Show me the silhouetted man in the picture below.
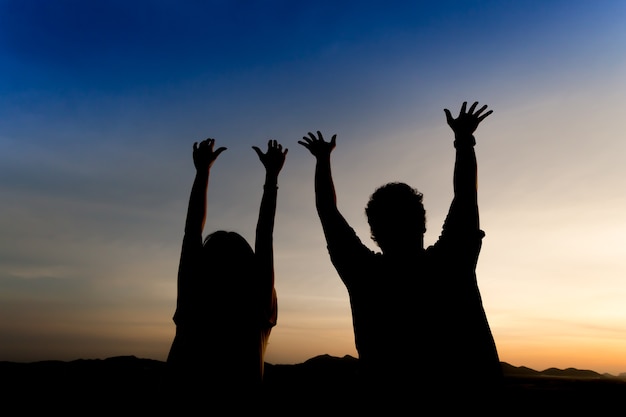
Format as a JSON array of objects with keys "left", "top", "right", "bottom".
[{"left": 299, "top": 102, "right": 502, "bottom": 410}]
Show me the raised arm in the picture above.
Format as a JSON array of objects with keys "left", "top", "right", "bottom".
[
  {"left": 185, "top": 138, "right": 227, "bottom": 238},
  {"left": 252, "top": 140, "right": 287, "bottom": 308},
  {"left": 443, "top": 101, "right": 492, "bottom": 232},
  {"left": 170, "top": 138, "right": 226, "bottom": 346},
  {"left": 298, "top": 131, "right": 349, "bottom": 237}
]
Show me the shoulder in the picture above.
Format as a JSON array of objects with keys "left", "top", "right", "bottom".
[{"left": 428, "top": 228, "right": 485, "bottom": 253}]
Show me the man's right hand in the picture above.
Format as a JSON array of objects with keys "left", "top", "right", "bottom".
[{"left": 444, "top": 101, "right": 492, "bottom": 139}]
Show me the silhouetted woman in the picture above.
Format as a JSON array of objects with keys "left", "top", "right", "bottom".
[{"left": 166, "top": 138, "right": 287, "bottom": 405}]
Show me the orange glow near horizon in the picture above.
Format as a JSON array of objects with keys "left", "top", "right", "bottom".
[{"left": 496, "top": 338, "right": 626, "bottom": 375}]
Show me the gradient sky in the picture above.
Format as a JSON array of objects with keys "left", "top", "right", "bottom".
[{"left": 1, "top": 0, "right": 626, "bottom": 375}]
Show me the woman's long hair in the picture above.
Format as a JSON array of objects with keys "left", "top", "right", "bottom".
[{"left": 202, "top": 230, "right": 258, "bottom": 309}]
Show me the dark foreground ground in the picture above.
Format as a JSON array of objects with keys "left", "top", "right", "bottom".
[{"left": 2, "top": 355, "right": 625, "bottom": 414}]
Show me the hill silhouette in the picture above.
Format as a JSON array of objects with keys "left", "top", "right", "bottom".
[{"left": 1, "top": 354, "right": 625, "bottom": 413}]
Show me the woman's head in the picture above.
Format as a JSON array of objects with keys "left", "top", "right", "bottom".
[{"left": 203, "top": 231, "right": 256, "bottom": 285}]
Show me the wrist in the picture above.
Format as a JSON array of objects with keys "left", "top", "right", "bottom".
[
  {"left": 263, "top": 175, "right": 279, "bottom": 190},
  {"left": 264, "top": 172, "right": 279, "bottom": 185},
  {"left": 454, "top": 134, "right": 476, "bottom": 149},
  {"left": 195, "top": 167, "right": 210, "bottom": 177}
]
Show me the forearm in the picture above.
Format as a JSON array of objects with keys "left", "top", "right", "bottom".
[
  {"left": 444, "top": 100, "right": 490, "bottom": 232},
  {"left": 448, "top": 134, "right": 480, "bottom": 231},
  {"left": 453, "top": 134, "right": 478, "bottom": 201},
  {"left": 314, "top": 157, "right": 338, "bottom": 217},
  {"left": 313, "top": 157, "right": 352, "bottom": 248},
  {"left": 255, "top": 173, "right": 278, "bottom": 304},
  {"left": 256, "top": 173, "right": 279, "bottom": 250},
  {"left": 184, "top": 169, "right": 209, "bottom": 235}
]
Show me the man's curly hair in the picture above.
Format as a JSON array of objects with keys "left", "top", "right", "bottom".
[{"left": 365, "top": 182, "right": 426, "bottom": 246}]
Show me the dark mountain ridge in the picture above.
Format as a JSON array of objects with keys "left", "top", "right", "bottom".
[
  {"left": 2, "top": 353, "right": 619, "bottom": 378},
  {"left": 1, "top": 354, "right": 625, "bottom": 413}
]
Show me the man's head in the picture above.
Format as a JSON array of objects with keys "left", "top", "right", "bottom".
[{"left": 365, "top": 182, "right": 426, "bottom": 254}]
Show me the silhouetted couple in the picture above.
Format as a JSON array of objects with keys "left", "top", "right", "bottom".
[{"left": 166, "top": 101, "right": 501, "bottom": 410}]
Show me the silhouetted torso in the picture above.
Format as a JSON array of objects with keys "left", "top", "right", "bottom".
[
  {"left": 326, "top": 216, "right": 501, "bottom": 400},
  {"left": 167, "top": 232, "right": 277, "bottom": 399},
  {"left": 298, "top": 106, "right": 501, "bottom": 411}
]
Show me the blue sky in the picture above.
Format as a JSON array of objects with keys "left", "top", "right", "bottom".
[{"left": 1, "top": 0, "right": 626, "bottom": 374}]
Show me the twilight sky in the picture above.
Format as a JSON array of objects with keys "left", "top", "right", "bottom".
[{"left": 1, "top": 0, "right": 626, "bottom": 375}]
